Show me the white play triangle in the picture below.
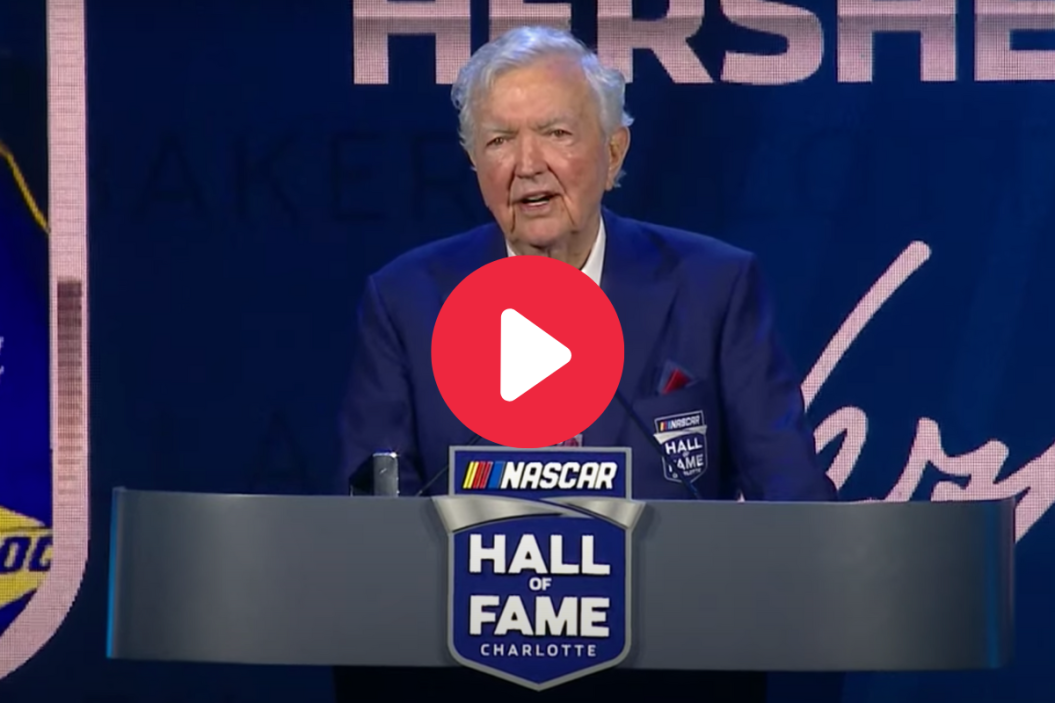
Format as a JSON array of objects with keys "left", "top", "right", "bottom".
[{"left": 500, "top": 308, "right": 572, "bottom": 402}]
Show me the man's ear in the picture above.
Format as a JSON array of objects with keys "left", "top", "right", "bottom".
[{"left": 606, "top": 126, "right": 630, "bottom": 189}]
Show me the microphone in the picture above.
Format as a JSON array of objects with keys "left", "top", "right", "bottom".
[
  {"left": 612, "top": 389, "right": 703, "bottom": 501},
  {"left": 415, "top": 432, "right": 483, "bottom": 496},
  {"left": 347, "top": 448, "right": 424, "bottom": 496}
]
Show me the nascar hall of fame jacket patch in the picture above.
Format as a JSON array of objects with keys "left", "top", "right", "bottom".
[
  {"left": 0, "top": 142, "right": 53, "bottom": 638},
  {"left": 653, "top": 410, "right": 708, "bottom": 483},
  {"left": 432, "top": 446, "right": 643, "bottom": 691}
]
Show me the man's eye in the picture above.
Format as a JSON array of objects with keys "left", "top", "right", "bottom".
[
  {"left": 549, "top": 129, "right": 570, "bottom": 137},
  {"left": 487, "top": 137, "right": 507, "bottom": 147}
]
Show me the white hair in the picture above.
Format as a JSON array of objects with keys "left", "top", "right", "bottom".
[{"left": 451, "top": 26, "right": 634, "bottom": 169}]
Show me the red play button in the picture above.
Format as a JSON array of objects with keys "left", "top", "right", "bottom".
[{"left": 431, "top": 255, "right": 624, "bottom": 448}]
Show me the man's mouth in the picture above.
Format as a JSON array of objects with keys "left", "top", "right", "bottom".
[{"left": 518, "top": 193, "right": 556, "bottom": 205}]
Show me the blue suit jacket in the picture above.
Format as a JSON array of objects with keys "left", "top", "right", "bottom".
[{"left": 339, "top": 209, "right": 837, "bottom": 501}]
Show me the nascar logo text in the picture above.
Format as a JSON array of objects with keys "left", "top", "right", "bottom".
[{"left": 462, "top": 460, "right": 617, "bottom": 491}]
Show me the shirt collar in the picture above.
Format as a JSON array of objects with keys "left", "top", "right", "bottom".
[{"left": 503, "top": 218, "right": 606, "bottom": 286}]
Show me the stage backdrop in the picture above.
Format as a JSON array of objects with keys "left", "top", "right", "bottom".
[{"left": 2, "top": 1, "right": 1055, "bottom": 702}]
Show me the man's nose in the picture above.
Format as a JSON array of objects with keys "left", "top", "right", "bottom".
[{"left": 513, "top": 135, "right": 545, "bottom": 178}]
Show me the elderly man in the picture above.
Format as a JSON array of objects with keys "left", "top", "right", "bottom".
[{"left": 336, "top": 24, "right": 836, "bottom": 703}]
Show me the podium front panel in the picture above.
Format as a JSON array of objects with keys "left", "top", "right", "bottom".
[{"left": 106, "top": 490, "right": 1013, "bottom": 671}]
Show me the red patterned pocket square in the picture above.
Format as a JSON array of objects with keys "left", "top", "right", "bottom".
[{"left": 658, "top": 361, "right": 694, "bottom": 394}]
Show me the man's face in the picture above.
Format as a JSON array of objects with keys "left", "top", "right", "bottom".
[{"left": 468, "top": 54, "right": 629, "bottom": 253}]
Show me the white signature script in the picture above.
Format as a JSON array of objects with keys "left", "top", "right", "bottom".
[{"left": 803, "top": 241, "right": 1055, "bottom": 542}]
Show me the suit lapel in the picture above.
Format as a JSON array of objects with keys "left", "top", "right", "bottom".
[
  {"left": 431, "top": 223, "right": 508, "bottom": 307},
  {"left": 585, "top": 209, "right": 677, "bottom": 447}
]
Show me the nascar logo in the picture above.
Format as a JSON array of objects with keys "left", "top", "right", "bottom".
[
  {"left": 462, "top": 460, "right": 618, "bottom": 491},
  {"left": 438, "top": 446, "right": 639, "bottom": 691},
  {"left": 653, "top": 410, "right": 708, "bottom": 483},
  {"left": 656, "top": 413, "right": 703, "bottom": 432}
]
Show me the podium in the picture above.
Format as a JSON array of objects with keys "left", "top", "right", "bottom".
[{"left": 105, "top": 487, "right": 1014, "bottom": 674}]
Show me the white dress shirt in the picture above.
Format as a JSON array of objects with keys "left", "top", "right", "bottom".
[
  {"left": 504, "top": 217, "right": 606, "bottom": 286},
  {"left": 503, "top": 217, "right": 605, "bottom": 446}
]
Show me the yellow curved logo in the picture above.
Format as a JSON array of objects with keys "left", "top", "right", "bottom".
[
  {"left": 0, "top": 506, "right": 51, "bottom": 609},
  {"left": 0, "top": 140, "right": 48, "bottom": 234}
]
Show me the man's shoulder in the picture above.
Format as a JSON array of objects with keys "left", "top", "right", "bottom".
[{"left": 611, "top": 211, "right": 755, "bottom": 273}]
